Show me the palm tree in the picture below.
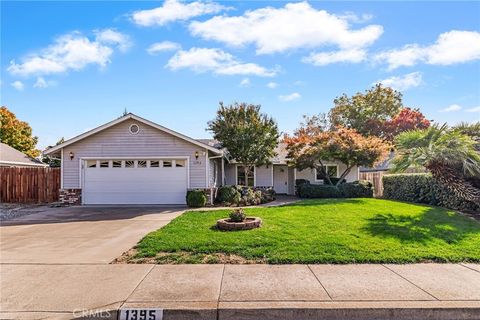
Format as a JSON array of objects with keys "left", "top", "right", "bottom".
[{"left": 392, "top": 124, "right": 480, "bottom": 206}]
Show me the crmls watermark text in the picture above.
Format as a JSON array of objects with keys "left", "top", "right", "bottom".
[{"left": 73, "top": 308, "right": 112, "bottom": 319}]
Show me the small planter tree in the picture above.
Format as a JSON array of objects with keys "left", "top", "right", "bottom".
[{"left": 217, "top": 208, "right": 262, "bottom": 231}]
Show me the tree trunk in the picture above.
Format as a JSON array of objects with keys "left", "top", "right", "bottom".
[
  {"left": 427, "top": 161, "right": 480, "bottom": 207},
  {"left": 316, "top": 160, "right": 333, "bottom": 185},
  {"left": 337, "top": 166, "right": 353, "bottom": 186}
]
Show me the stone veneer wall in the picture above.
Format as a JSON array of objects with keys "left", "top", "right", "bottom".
[{"left": 59, "top": 189, "right": 82, "bottom": 205}]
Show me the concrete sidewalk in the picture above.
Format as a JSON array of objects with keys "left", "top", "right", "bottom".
[{"left": 1, "top": 263, "right": 479, "bottom": 320}]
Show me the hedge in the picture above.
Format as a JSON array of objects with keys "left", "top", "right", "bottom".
[
  {"left": 297, "top": 180, "right": 373, "bottom": 199},
  {"left": 382, "top": 173, "right": 479, "bottom": 212}
]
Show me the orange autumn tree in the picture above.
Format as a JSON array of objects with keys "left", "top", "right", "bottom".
[{"left": 284, "top": 126, "right": 391, "bottom": 186}]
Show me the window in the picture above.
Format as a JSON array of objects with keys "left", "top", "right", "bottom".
[
  {"left": 87, "top": 160, "right": 97, "bottom": 168},
  {"left": 316, "top": 165, "right": 338, "bottom": 180},
  {"left": 129, "top": 124, "right": 139, "bottom": 135},
  {"left": 125, "top": 160, "right": 134, "bottom": 168},
  {"left": 112, "top": 160, "right": 122, "bottom": 168},
  {"left": 237, "top": 166, "right": 254, "bottom": 186},
  {"left": 163, "top": 161, "right": 172, "bottom": 167},
  {"left": 175, "top": 160, "right": 185, "bottom": 167},
  {"left": 99, "top": 161, "right": 109, "bottom": 168},
  {"left": 150, "top": 160, "right": 160, "bottom": 168},
  {"left": 138, "top": 160, "right": 147, "bottom": 168}
]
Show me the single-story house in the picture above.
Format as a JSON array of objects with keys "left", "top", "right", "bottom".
[
  {"left": 43, "top": 113, "right": 359, "bottom": 205},
  {"left": 0, "top": 143, "right": 47, "bottom": 167}
]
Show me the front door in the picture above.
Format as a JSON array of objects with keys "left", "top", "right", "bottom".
[{"left": 273, "top": 165, "right": 288, "bottom": 194}]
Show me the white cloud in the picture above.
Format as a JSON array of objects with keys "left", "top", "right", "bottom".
[
  {"left": 303, "top": 48, "right": 367, "bottom": 66},
  {"left": 11, "top": 81, "right": 24, "bottom": 91},
  {"left": 375, "top": 30, "right": 480, "bottom": 70},
  {"left": 267, "top": 82, "right": 278, "bottom": 89},
  {"left": 466, "top": 106, "right": 480, "bottom": 113},
  {"left": 131, "top": 0, "right": 228, "bottom": 27},
  {"left": 33, "top": 77, "right": 56, "bottom": 88},
  {"left": 94, "top": 29, "right": 131, "bottom": 52},
  {"left": 166, "top": 47, "right": 277, "bottom": 77},
  {"left": 8, "top": 29, "right": 129, "bottom": 77},
  {"left": 440, "top": 104, "right": 462, "bottom": 112},
  {"left": 189, "top": 2, "right": 383, "bottom": 55},
  {"left": 279, "top": 92, "right": 301, "bottom": 101},
  {"left": 147, "top": 41, "right": 181, "bottom": 55},
  {"left": 339, "top": 12, "right": 373, "bottom": 24},
  {"left": 375, "top": 72, "right": 423, "bottom": 91},
  {"left": 239, "top": 78, "right": 251, "bottom": 87}
]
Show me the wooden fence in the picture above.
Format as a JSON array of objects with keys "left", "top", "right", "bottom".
[
  {"left": 360, "top": 171, "right": 385, "bottom": 198},
  {"left": 0, "top": 167, "right": 60, "bottom": 203}
]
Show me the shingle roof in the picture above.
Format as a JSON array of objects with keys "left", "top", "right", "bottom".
[{"left": 0, "top": 143, "right": 46, "bottom": 167}]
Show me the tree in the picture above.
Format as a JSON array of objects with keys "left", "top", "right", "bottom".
[
  {"left": 0, "top": 106, "right": 40, "bottom": 157},
  {"left": 207, "top": 102, "right": 280, "bottom": 184},
  {"left": 381, "top": 107, "right": 430, "bottom": 141},
  {"left": 284, "top": 126, "right": 391, "bottom": 186},
  {"left": 42, "top": 137, "right": 64, "bottom": 167},
  {"left": 329, "top": 84, "right": 403, "bottom": 137},
  {"left": 392, "top": 124, "right": 480, "bottom": 206}
]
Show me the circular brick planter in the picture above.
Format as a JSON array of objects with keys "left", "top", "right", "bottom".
[{"left": 217, "top": 217, "right": 262, "bottom": 231}]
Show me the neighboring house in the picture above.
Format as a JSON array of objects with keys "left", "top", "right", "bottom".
[
  {"left": 0, "top": 143, "right": 47, "bottom": 167},
  {"left": 359, "top": 152, "right": 395, "bottom": 173},
  {"left": 43, "top": 113, "right": 359, "bottom": 205}
]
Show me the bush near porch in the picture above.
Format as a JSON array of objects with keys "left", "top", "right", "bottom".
[
  {"left": 216, "top": 185, "right": 276, "bottom": 206},
  {"left": 383, "top": 173, "right": 479, "bottom": 213},
  {"left": 130, "top": 198, "right": 480, "bottom": 264}
]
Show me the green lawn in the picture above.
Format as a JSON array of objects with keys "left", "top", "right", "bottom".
[{"left": 131, "top": 198, "right": 480, "bottom": 264}]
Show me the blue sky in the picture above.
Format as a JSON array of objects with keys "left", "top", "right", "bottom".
[{"left": 2, "top": 1, "right": 479, "bottom": 150}]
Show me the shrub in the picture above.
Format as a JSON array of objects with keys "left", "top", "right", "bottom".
[
  {"left": 297, "top": 181, "right": 373, "bottom": 199},
  {"left": 186, "top": 190, "right": 207, "bottom": 207},
  {"left": 257, "top": 187, "right": 276, "bottom": 203},
  {"left": 216, "top": 185, "right": 241, "bottom": 205},
  {"left": 297, "top": 184, "right": 343, "bottom": 198},
  {"left": 383, "top": 173, "right": 479, "bottom": 212},
  {"left": 240, "top": 188, "right": 262, "bottom": 206},
  {"left": 340, "top": 180, "right": 373, "bottom": 198},
  {"left": 229, "top": 208, "right": 246, "bottom": 222}
]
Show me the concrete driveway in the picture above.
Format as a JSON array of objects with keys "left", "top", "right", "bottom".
[{"left": 0, "top": 206, "right": 184, "bottom": 264}]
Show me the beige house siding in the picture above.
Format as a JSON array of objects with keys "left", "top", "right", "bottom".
[
  {"left": 224, "top": 163, "right": 236, "bottom": 185},
  {"left": 63, "top": 119, "right": 207, "bottom": 189},
  {"left": 255, "top": 165, "right": 273, "bottom": 187}
]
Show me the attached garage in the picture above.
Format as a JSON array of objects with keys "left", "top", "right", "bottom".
[
  {"left": 82, "top": 159, "right": 188, "bottom": 205},
  {"left": 42, "top": 113, "right": 224, "bottom": 205}
]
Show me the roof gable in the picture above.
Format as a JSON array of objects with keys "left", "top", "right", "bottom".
[
  {"left": 43, "top": 113, "right": 222, "bottom": 155},
  {"left": 0, "top": 143, "right": 46, "bottom": 167}
]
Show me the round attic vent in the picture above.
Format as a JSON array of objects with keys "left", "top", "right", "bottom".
[{"left": 129, "top": 124, "right": 140, "bottom": 135}]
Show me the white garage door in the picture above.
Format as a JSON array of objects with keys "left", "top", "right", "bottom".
[{"left": 82, "top": 159, "right": 188, "bottom": 205}]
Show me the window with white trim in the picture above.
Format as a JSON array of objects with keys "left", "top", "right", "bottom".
[
  {"left": 316, "top": 165, "right": 338, "bottom": 181},
  {"left": 237, "top": 166, "right": 254, "bottom": 186},
  {"left": 163, "top": 161, "right": 172, "bottom": 167},
  {"left": 150, "top": 160, "right": 160, "bottom": 168},
  {"left": 99, "top": 161, "right": 109, "bottom": 168},
  {"left": 112, "top": 160, "right": 122, "bottom": 168},
  {"left": 138, "top": 160, "right": 147, "bottom": 168},
  {"left": 125, "top": 160, "right": 134, "bottom": 168}
]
